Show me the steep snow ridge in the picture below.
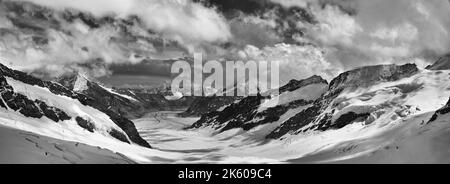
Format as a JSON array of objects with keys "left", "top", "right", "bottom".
[{"left": 5, "top": 77, "right": 130, "bottom": 141}]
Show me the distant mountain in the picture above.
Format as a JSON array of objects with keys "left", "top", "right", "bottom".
[
  {"left": 0, "top": 63, "right": 151, "bottom": 148},
  {"left": 181, "top": 96, "right": 242, "bottom": 117},
  {"left": 57, "top": 73, "right": 196, "bottom": 119},
  {"left": 426, "top": 54, "right": 450, "bottom": 70},
  {"left": 189, "top": 64, "right": 428, "bottom": 140},
  {"left": 267, "top": 64, "right": 418, "bottom": 139}
]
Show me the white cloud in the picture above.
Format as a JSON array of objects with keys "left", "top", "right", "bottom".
[
  {"left": 370, "top": 23, "right": 418, "bottom": 43},
  {"left": 16, "top": 0, "right": 232, "bottom": 49},
  {"left": 309, "top": 5, "right": 362, "bottom": 46}
]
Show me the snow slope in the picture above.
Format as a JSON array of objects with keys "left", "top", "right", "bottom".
[
  {"left": 6, "top": 77, "right": 127, "bottom": 138},
  {"left": 0, "top": 125, "right": 135, "bottom": 164}
]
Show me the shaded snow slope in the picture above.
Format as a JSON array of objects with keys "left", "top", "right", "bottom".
[
  {"left": 0, "top": 125, "right": 135, "bottom": 164},
  {"left": 426, "top": 54, "right": 450, "bottom": 70}
]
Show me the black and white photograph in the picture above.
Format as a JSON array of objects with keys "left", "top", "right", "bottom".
[{"left": 0, "top": 0, "right": 450, "bottom": 168}]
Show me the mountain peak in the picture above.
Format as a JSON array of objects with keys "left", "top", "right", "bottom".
[
  {"left": 426, "top": 54, "right": 450, "bottom": 70},
  {"left": 56, "top": 72, "right": 92, "bottom": 92},
  {"left": 329, "top": 63, "right": 419, "bottom": 91},
  {"left": 72, "top": 73, "right": 90, "bottom": 92}
]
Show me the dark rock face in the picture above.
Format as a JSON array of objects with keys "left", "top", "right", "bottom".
[
  {"left": 429, "top": 98, "right": 450, "bottom": 122},
  {"left": 37, "top": 100, "right": 71, "bottom": 122},
  {"left": 0, "top": 75, "right": 71, "bottom": 122},
  {"left": 0, "top": 63, "right": 151, "bottom": 148},
  {"left": 322, "top": 112, "right": 370, "bottom": 130},
  {"left": 426, "top": 54, "right": 450, "bottom": 70},
  {"left": 75, "top": 117, "right": 95, "bottom": 133}
]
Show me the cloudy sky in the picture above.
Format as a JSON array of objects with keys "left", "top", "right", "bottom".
[{"left": 1, "top": 0, "right": 450, "bottom": 87}]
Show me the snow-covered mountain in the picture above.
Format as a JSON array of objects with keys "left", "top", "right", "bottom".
[
  {"left": 181, "top": 95, "right": 242, "bottom": 117},
  {"left": 57, "top": 73, "right": 195, "bottom": 119},
  {"left": 0, "top": 63, "right": 151, "bottom": 148},
  {"left": 170, "top": 61, "right": 450, "bottom": 163},
  {"left": 426, "top": 54, "right": 450, "bottom": 70},
  {"left": 189, "top": 63, "right": 450, "bottom": 143},
  {"left": 2, "top": 0, "right": 450, "bottom": 164},
  {"left": 2, "top": 58, "right": 450, "bottom": 163},
  {"left": 188, "top": 75, "right": 329, "bottom": 137}
]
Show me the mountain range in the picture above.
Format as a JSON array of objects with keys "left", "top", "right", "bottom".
[{"left": 1, "top": 0, "right": 450, "bottom": 164}]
